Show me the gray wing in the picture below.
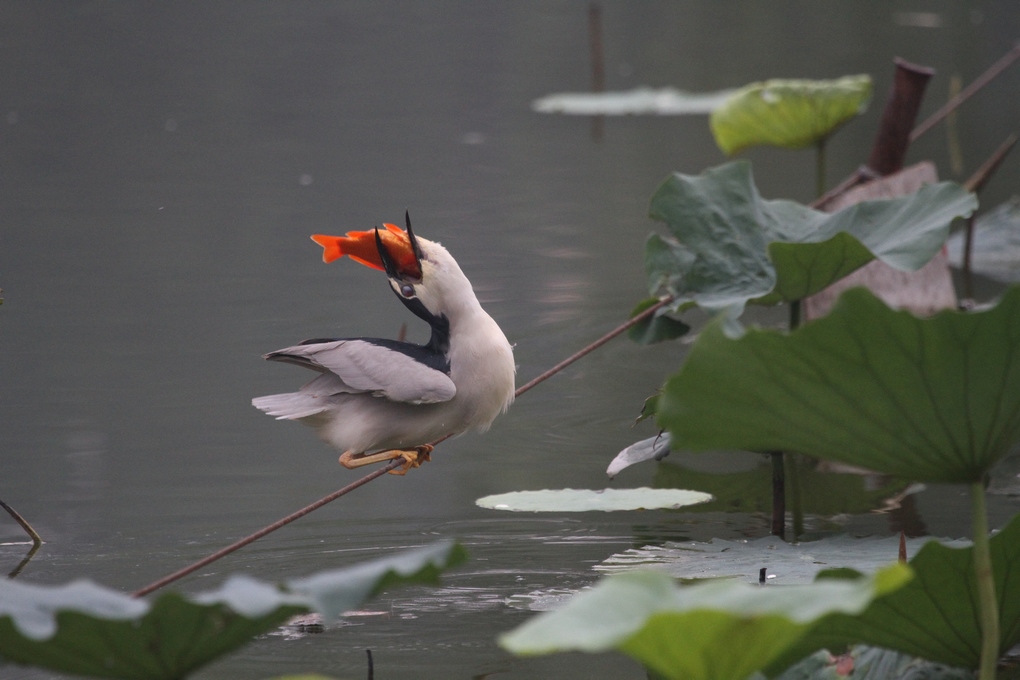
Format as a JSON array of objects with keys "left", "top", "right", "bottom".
[{"left": 264, "top": 339, "right": 456, "bottom": 404}]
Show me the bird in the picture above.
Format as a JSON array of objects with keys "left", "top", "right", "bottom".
[{"left": 252, "top": 212, "right": 515, "bottom": 474}]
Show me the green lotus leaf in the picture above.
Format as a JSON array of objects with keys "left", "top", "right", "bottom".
[
  {"left": 710, "top": 75, "right": 872, "bottom": 154},
  {"left": 657, "top": 286, "right": 1020, "bottom": 483},
  {"left": 768, "top": 514, "right": 1020, "bottom": 673},
  {"left": 476, "top": 488, "right": 711, "bottom": 512},
  {"left": 0, "top": 540, "right": 466, "bottom": 680},
  {"left": 500, "top": 563, "right": 911, "bottom": 680},
  {"left": 645, "top": 161, "right": 976, "bottom": 314}
]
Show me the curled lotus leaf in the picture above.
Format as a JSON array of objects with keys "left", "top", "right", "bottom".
[{"left": 710, "top": 75, "right": 872, "bottom": 154}]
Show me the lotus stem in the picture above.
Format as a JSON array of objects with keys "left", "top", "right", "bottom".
[
  {"left": 770, "top": 451, "right": 785, "bottom": 539},
  {"left": 0, "top": 498, "right": 41, "bottom": 548},
  {"left": 970, "top": 481, "right": 999, "bottom": 680},
  {"left": 787, "top": 454, "right": 804, "bottom": 539},
  {"left": 770, "top": 299, "right": 804, "bottom": 540},
  {"left": 962, "top": 214, "right": 976, "bottom": 301}
]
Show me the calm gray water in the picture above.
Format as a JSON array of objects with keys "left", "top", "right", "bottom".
[{"left": 2, "top": 3, "right": 1019, "bottom": 678}]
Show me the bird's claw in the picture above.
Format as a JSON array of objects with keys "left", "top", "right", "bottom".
[{"left": 388, "top": 445, "right": 433, "bottom": 475}]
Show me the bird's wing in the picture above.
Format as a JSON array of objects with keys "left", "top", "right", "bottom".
[{"left": 264, "top": 339, "right": 456, "bottom": 404}]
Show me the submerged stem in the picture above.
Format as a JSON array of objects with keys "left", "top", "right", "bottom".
[
  {"left": 970, "top": 481, "right": 999, "bottom": 680},
  {"left": 770, "top": 451, "right": 785, "bottom": 539},
  {"left": 787, "top": 454, "right": 804, "bottom": 539}
]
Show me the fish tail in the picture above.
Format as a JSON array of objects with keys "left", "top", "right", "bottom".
[{"left": 310, "top": 234, "right": 346, "bottom": 263}]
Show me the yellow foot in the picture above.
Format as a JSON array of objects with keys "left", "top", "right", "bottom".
[
  {"left": 388, "top": 445, "right": 433, "bottom": 476},
  {"left": 339, "top": 445, "right": 434, "bottom": 475}
]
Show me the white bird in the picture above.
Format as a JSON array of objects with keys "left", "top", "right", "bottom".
[{"left": 252, "top": 213, "right": 515, "bottom": 474}]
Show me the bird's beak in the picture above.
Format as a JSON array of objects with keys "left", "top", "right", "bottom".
[
  {"left": 375, "top": 213, "right": 424, "bottom": 283},
  {"left": 404, "top": 210, "right": 426, "bottom": 269},
  {"left": 374, "top": 227, "right": 403, "bottom": 279}
]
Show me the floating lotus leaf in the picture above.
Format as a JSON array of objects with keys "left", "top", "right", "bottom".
[
  {"left": 710, "top": 75, "right": 872, "bottom": 154},
  {"left": 532, "top": 87, "right": 738, "bottom": 116},
  {"left": 0, "top": 540, "right": 465, "bottom": 680},
  {"left": 657, "top": 286, "right": 1020, "bottom": 483},
  {"left": 476, "top": 488, "right": 711, "bottom": 513},
  {"left": 645, "top": 161, "right": 976, "bottom": 316},
  {"left": 596, "top": 534, "right": 954, "bottom": 583},
  {"left": 767, "top": 514, "right": 1020, "bottom": 673},
  {"left": 500, "top": 564, "right": 910, "bottom": 680}
]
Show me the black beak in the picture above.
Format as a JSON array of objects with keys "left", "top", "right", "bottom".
[
  {"left": 405, "top": 210, "right": 425, "bottom": 267},
  {"left": 374, "top": 213, "right": 425, "bottom": 282},
  {"left": 374, "top": 226, "right": 402, "bottom": 280}
]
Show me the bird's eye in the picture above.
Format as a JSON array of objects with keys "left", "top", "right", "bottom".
[{"left": 400, "top": 284, "right": 415, "bottom": 298}]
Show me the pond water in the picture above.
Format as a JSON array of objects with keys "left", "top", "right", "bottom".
[{"left": 2, "top": 3, "right": 1019, "bottom": 678}]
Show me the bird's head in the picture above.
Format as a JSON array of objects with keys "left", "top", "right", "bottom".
[{"left": 311, "top": 212, "right": 477, "bottom": 336}]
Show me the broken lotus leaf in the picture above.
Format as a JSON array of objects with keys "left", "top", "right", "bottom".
[
  {"left": 500, "top": 563, "right": 911, "bottom": 680},
  {"left": 646, "top": 161, "right": 977, "bottom": 315},
  {"left": 0, "top": 540, "right": 466, "bottom": 680},
  {"left": 710, "top": 75, "right": 872, "bottom": 154},
  {"left": 476, "top": 488, "right": 711, "bottom": 513},
  {"left": 657, "top": 286, "right": 1020, "bottom": 484}
]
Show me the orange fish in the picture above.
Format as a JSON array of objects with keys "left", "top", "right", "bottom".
[{"left": 311, "top": 223, "right": 422, "bottom": 279}]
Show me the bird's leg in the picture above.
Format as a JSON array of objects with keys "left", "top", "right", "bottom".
[{"left": 339, "top": 445, "right": 433, "bottom": 475}]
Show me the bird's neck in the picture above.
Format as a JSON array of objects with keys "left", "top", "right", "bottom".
[{"left": 425, "top": 313, "right": 451, "bottom": 355}]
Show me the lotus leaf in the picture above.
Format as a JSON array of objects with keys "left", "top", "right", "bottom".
[
  {"left": 532, "top": 87, "right": 738, "bottom": 116},
  {"left": 767, "top": 514, "right": 1020, "bottom": 673},
  {"left": 710, "top": 75, "right": 872, "bottom": 154},
  {"left": 0, "top": 540, "right": 465, "bottom": 680},
  {"left": 645, "top": 161, "right": 976, "bottom": 315},
  {"left": 476, "top": 488, "right": 711, "bottom": 513},
  {"left": 500, "top": 564, "right": 911, "bottom": 680},
  {"left": 657, "top": 286, "right": 1020, "bottom": 483}
]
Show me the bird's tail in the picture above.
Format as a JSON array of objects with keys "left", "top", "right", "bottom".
[{"left": 252, "top": 392, "right": 329, "bottom": 420}]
